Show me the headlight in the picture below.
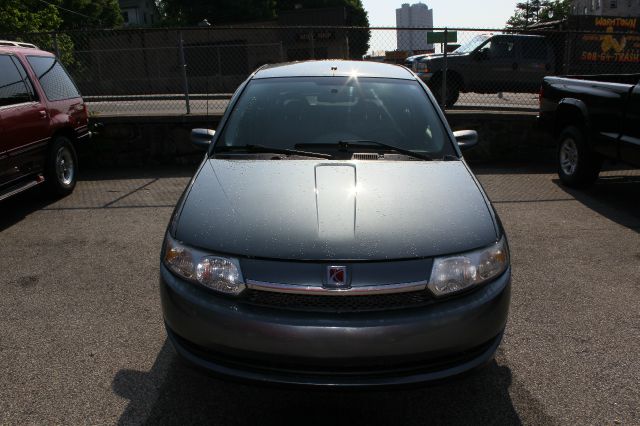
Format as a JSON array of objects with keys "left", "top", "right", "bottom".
[
  {"left": 163, "top": 234, "right": 246, "bottom": 296},
  {"left": 427, "top": 237, "right": 509, "bottom": 297},
  {"left": 415, "top": 62, "right": 430, "bottom": 72}
]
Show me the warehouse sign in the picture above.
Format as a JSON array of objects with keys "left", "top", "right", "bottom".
[
  {"left": 575, "top": 16, "right": 640, "bottom": 64},
  {"left": 594, "top": 17, "right": 637, "bottom": 30},
  {"left": 297, "top": 31, "right": 335, "bottom": 42}
]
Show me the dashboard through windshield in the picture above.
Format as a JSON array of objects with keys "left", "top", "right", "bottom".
[{"left": 216, "top": 76, "right": 455, "bottom": 159}]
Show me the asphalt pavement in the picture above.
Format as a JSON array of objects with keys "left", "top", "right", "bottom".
[{"left": 0, "top": 164, "right": 638, "bottom": 425}]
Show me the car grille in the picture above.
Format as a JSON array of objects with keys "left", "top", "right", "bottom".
[{"left": 242, "top": 289, "right": 435, "bottom": 313}]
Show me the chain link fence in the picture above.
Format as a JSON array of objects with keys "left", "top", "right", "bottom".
[{"left": 3, "top": 26, "right": 639, "bottom": 116}]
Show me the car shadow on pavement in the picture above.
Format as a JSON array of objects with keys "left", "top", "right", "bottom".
[
  {"left": 113, "top": 341, "right": 525, "bottom": 426},
  {"left": 0, "top": 166, "right": 196, "bottom": 230},
  {"left": 77, "top": 165, "right": 197, "bottom": 181},
  {"left": 0, "top": 187, "right": 56, "bottom": 232},
  {"left": 554, "top": 174, "right": 640, "bottom": 233}
]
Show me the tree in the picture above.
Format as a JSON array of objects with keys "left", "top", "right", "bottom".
[
  {"left": 0, "top": 0, "right": 122, "bottom": 33},
  {"left": 0, "top": 0, "right": 62, "bottom": 33},
  {"left": 538, "top": 0, "right": 572, "bottom": 22},
  {"left": 57, "top": 0, "right": 123, "bottom": 29},
  {"left": 506, "top": 0, "right": 571, "bottom": 29},
  {"left": 506, "top": 1, "right": 541, "bottom": 29},
  {"left": 159, "top": 0, "right": 277, "bottom": 25},
  {"left": 277, "top": 0, "right": 370, "bottom": 59}
]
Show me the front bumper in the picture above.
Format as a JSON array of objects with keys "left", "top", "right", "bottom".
[
  {"left": 160, "top": 264, "right": 511, "bottom": 387},
  {"left": 417, "top": 72, "right": 434, "bottom": 83}
]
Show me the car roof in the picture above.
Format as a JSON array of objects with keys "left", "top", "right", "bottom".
[
  {"left": 253, "top": 60, "right": 415, "bottom": 80},
  {"left": 0, "top": 46, "right": 54, "bottom": 56},
  {"left": 0, "top": 40, "right": 53, "bottom": 55}
]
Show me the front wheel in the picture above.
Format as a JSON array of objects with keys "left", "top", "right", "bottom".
[
  {"left": 429, "top": 78, "right": 460, "bottom": 108},
  {"left": 45, "top": 136, "right": 78, "bottom": 197},
  {"left": 557, "top": 126, "right": 601, "bottom": 188}
]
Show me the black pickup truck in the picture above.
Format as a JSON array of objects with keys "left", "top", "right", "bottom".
[
  {"left": 410, "top": 34, "right": 555, "bottom": 107},
  {"left": 539, "top": 74, "right": 640, "bottom": 187}
]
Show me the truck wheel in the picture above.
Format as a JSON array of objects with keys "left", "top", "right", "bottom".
[
  {"left": 429, "top": 79, "right": 460, "bottom": 108},
  {"left": 557, "top": 126, "right": 601, "bottom": 188},
  {"left": 45, "top": 136, "right": 78, "bottom": 197},
  {"left": 446, "top": 83, "right": 460, "bottom": 107}
]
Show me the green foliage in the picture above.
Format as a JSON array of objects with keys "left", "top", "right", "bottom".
[
  {"left": 0, "top": 0, "right": 66, "bottom": 60},
  {"left": 159, "top": 0, "right": 277, "bottom": 25},
  {"left": 57, "top": 0, "right": 123, "bottom": 29},
  {"left": 539, "top": 0, "right": 571, "bottom": 22},
  {"left": 0, "top": 0, "right": 122, "bottom": 69},
  {"left": 506, "top": 0, "right": 571, "bottom": 29},
  {"left": 0, "top": 0, "right": 62, "bottom": 33},
  {"left": 157, "top": 0, "right": 371, "bottom": 58},
  {"left": 0, "top": 0, "right": 122, "bottom": 32}
]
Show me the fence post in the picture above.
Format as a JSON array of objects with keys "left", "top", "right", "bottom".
[
  {"left": 310, "top": 31, "right": 315, "bottom": 59},
  {"left": 441, "top": 28, "right": 448, "bottom": 109},
  {"left": 279, "top": 41, "right": 284, "bottom": 62},
  {"left": 52, "top": 31, "right": 61, "bottom": 59},
  {"left": 178, "top": 31, "right": 191, "bottom": 114},
  {"left": 217, "top": 46, "right": 222, "bottom": 88},
  {"left": 344, "top": 32, "right": 350, "bottom": 59}
]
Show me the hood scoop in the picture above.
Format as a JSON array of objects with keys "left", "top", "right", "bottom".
[
  {"left": 352, "top": 153, "right": 380, "bottom": 160},
  {"left": 314, "top": 164, "right": 357, "bottom": 240}
]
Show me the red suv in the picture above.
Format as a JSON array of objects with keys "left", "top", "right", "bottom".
[{"left": 0, "top": 40, "right": 89, "bottom": 201}]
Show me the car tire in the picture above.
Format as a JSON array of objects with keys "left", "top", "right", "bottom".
[
  {"left": 557, "top": 126, "right": 602, "bottom": 188},
  {"left": 446, "top": 82, "right": 460, "bottom": 107},
  {"left": 45, "top": 136, "right": 78, "bottom": 197},
  {"left": 429, "top": 77, "right": 459, "bottom": 108}
]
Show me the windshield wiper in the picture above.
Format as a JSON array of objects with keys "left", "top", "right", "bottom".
[
  {"left": 296, "top": 140, "right": 433, "bottom": 161},
  {"left": 214, "top": 144, "right": 332, "bottom": 159}
]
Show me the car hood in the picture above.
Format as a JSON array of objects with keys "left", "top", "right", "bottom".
[
  {"left": 175, "top": 159, "right": 497, "bottom": 261},
  {"left": 421, "top": 52, "right": 468, "bottom": 61}
]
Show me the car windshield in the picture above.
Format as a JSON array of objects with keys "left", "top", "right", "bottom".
[
  {"left": 454, "top": 35, "right": 491, "bottom": 54},
  {"left": 216, "top": 76, "right": 454, "bottom": 159}
]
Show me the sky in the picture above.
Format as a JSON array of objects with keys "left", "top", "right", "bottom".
[
  {"left": 360, "top": 0, "right": 520, "bottom": 29},
  {"left": 360, "top": 0, "right": 521, "bottom": 54}
]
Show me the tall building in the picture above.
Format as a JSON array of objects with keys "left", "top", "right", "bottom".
[
  {"left": 396, "top": 3, "right": 434, "bottom": 52},
  {"left": 571, "top": 0, "right": 640, "bottom": 16}
]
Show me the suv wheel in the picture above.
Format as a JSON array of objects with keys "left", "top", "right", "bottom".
[
  {"left": 46, "top": 136, "right": 78, "bottom": 197},
  {"left": 557, "top": 126, "right": 601, "bottom": 188}
]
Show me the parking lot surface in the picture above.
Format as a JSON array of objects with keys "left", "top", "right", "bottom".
[
  {"left": 86, "top": 93, "right": 538, "bottom": 117},
  {"left": 0, "top": 164, "right": 638, "bottom": 425}
]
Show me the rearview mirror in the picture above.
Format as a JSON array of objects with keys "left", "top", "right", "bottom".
[
  {"left": 453, "top": 130, "right": 479, "bottom": 151},
  {"left": 191, "top": 128, "right": 215, "bottom": 150}
]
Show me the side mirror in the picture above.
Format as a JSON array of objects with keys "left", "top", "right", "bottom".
[
  {"left": 453, "top": 130, "right": 479, "bottom": 151},
  {"left": 191, "top": 128, "right": 215, "bottom": 150}
]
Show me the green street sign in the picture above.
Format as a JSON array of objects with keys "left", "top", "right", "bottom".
[{"left": 426, "top": 31, "right": 458, "bottom": 44}]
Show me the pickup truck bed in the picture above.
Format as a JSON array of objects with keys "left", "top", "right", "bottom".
[{"left": 539, "top": 74, "right": 640, "bottom": 187}]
